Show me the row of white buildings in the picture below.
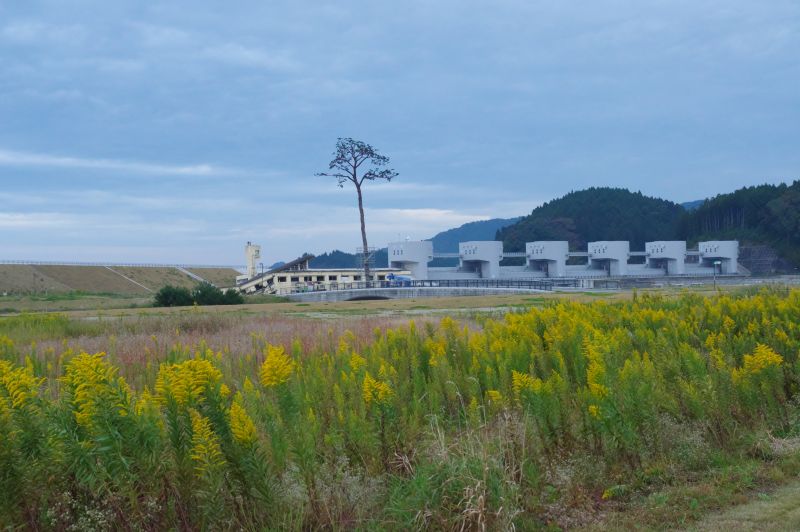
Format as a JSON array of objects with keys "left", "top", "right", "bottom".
[
  {"left": 389, "top": 239, "right": 739, "bottom": 280},
  {"left": 236, "top": 239, "right": 740, "bottom": 295}
]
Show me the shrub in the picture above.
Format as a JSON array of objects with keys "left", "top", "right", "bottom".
[
  {"left": 192, "top": 282, "right": 243, "bottom": 306},
  {"left": 192, "top": 282, "right": 226, "bottom": 306},
  {"left": 223, "top": 288, "right": 245, "bottom": 305},
  {"left": 153, "top": 285, "right": 193, "bottom": 307},
  {"left": 153, "top": 283, "right": 244, "bottom": 307}
]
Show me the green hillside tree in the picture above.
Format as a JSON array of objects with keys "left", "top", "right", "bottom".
[{"left": 498, "top": 188, "right": 683, "bottom": 252}]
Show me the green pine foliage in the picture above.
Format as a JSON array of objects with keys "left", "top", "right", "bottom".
[{"left": 678, "top": 181, "right": 800, "bottom": 265}]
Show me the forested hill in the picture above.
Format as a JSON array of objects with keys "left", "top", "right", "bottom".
[
  {"left": 497, "top": 188, "right": 684, "bottom": 252},
  {"left": 309, "top": 249, "right": 388, "bottom": 269},
  {"left": 679, "top": 181, "right": 800, "bottom": 265}
]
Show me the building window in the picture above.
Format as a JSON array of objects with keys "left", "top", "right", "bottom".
[
  {"left": 328, "top": 275, "right": 337, "bottom": 281},
  {"left": 354, "top": 275, "right": 361, "bottom": 281},
  {"left": 378, "top": 275, "right": 386, "bottom": 280},
  {"left": 278, "top": 276, "right": 286, "bottom": 282},
  {"left": 316, "top": 276, "right": 325, "bottom": 282},
  {"left": 304, "top": 276, "right": 312, "bottom": 282},
  {"left": 290, "top": 276, "right": 299, "bottom": 282}
]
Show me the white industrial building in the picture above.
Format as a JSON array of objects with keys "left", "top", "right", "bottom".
[
  {"left": 589, "top": 241, "right": 630, "bottom": 276},
  {"left": 459, "top": 241, "right": 504, "bottom": 279},
  {"left": 646, "top": 241, "right": 687, "bottom": 275},
  {"left": 237, "top": 252, "right": 409, "bottom": 295},
  {"left": 389, "top": 240, "right": 433, "bottom": 279},
  {"left": 388, "top": 239, "right": 741, "bottom": 281},
  {"left": 699, "top": 241, "right": 739, "bottom": 274},
  {"left": 526, "top": 241, "right": 569, "bottom": 278}
]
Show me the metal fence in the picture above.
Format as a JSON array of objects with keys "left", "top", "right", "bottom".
[{"left": 285, "top": 278, "right": 564, "bottom": 294}]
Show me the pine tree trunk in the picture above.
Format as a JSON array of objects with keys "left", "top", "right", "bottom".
[{"left": 356, "top": 184, "right": 371, "bottom": 284}]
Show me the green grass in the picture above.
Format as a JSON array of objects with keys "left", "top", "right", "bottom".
[
  {"left": 29, "top": 291, "right": 136, "bottom": 302},
  {"left": 692, "top": 476, "right": 800, "bottom": 530},
  {"left": 241, "top": 294, "right": 289, "bottom": 304},
  {"left": 593, "top": 451, "right": 800, "bottom": 530},
  {"left": 522, "top": 296, "right": 548, "bottom": 305},
  {"left": 0, "top": 313, "right": 105, "bottom": 343},
  {"left": 0, "top": 292, "right": 153, "bottom": 313}
]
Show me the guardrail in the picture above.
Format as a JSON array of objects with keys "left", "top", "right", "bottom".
[
  {"left": 0, "top": 260, "right": 244, "bottom": 269},
  {"left": 284, "top": 278, "right": 566, "bottom": 294}
]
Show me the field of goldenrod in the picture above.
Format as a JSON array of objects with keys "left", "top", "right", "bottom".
[{"left": 1, "top": 288, "right": 800, "bottom": 529}]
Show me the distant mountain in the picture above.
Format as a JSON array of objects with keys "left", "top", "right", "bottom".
[
  {"left": 308, "top": 250, "right": 357, "bottom": 268},
  {"left": 681, "top": 199, "right": 705, "bottom": 210},
  {"left": 309, "top": 248, "right": 388, "bottom": 269},
  {"left": 498, "top": 188, "right": 684, "bottom": 251},
  {"left": 429, "top": 217, "right": 521, "bottom": 252}
]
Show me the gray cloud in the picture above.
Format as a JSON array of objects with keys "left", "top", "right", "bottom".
[
  {"left": 1, "top": 0, "right": 798, "bottom": 263},
  {"left": 0, "top": 148, "right": 263, "bottom": 177}
]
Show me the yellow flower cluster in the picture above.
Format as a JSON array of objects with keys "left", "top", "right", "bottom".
[
  {"left": 0, "top": 359, "right": 43, "bottom": 410},
  {"left": 189, "top": 409, "right": 225, "bottom": 474},
  {"left": 229, "top": 400, "right": 258, "bottom": 445},
  {"left": 732, "top": 344, "right": 783, "bottom": 383},
  {"left": 486, "top": 390, "right": 503, "bottom": 405},
  {"left": 135, "top": 386, "right": 159, "bottom": 417},
  {"left": 362, "top": 371, "right": 392, "bottom": 406},
  {"left": 259, "top": 345, "right": 295, "bottom": 387},
  {"left": 584, "top": 340, "right": 609, "bottom": 399},
  {"left": 424, "top": 337, "right": 447, "bottom": 367},
  {"left": 349, "top": 352, "right": 367, "bottom": 372},
  {"left": 511, "top": 370, "right": 542, "bottom": 398},
  {"left": 60, "top": 352, "right": 130, "bottom": 427},
  {"left": 155, "top": 358, "right": 223, "bottom": 406}
]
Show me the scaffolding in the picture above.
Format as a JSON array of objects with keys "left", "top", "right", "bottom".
[{"left": 356, "top": 246, "right": 377, "bottom": 270}]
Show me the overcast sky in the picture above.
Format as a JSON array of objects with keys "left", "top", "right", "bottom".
[{"left": 1, "top": 1, "right": 798, "bottom": 265}]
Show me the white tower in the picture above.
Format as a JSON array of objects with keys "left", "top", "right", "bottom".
[
  {"left": 700, "top": 241, "right": 739, "bottom": 274},
  {"left": 588, "top": 241, "right": 630, "bottom": 276},
  {"left": 526, "top": 241, "right": 569, "bottom": 277},
  {"left": 245, "top": 242, "right": 261, "bottom": 279},
  {"left": 459, "top": 241, "right": 503, "bottom": 279},
  {"left": 388, "top": 240, "right": 433, "bottom": 279},
  {"left": 646, "top": 241, "right": 686, "bottom": 275}
]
